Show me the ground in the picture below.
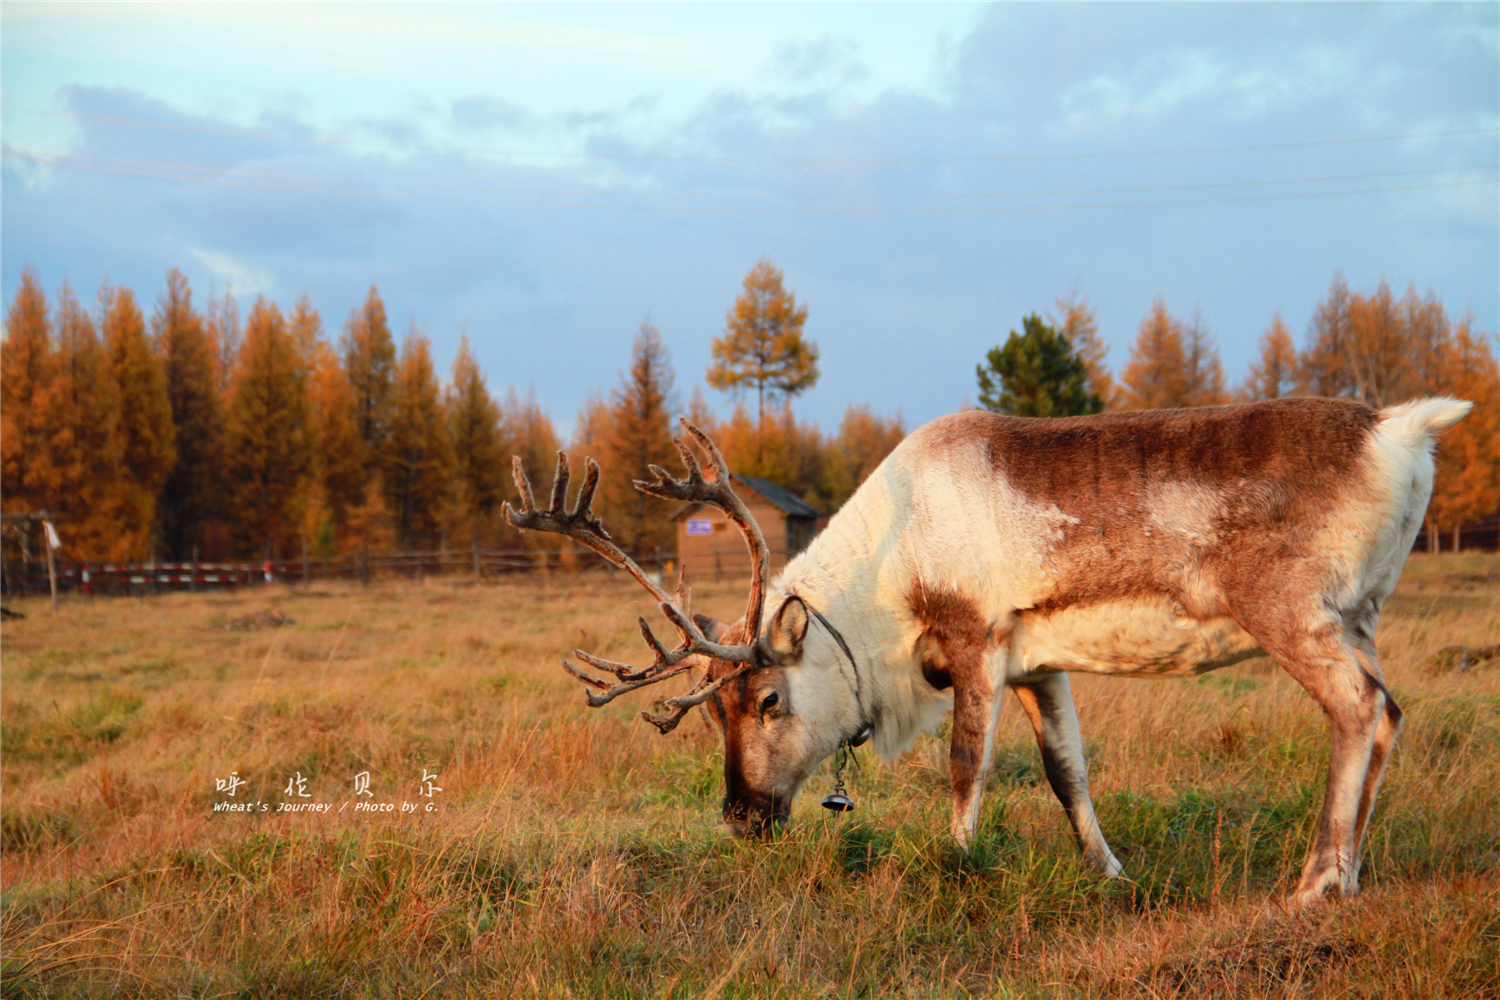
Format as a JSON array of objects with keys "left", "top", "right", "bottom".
[{"left": 1, "top": 553, "right": 1496, "bottom": 998}]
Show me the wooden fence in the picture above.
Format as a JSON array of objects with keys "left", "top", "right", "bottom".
[{"left": 0, "top": 546, "right": 674, "bottom": 598}]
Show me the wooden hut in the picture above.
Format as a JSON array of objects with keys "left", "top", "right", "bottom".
[{"left": 671, "top": 475, "right": 822, "bottom": 579}]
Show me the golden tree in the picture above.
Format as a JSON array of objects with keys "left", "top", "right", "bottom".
[
  {"left": 601, "top": 321, "right": 679, "bottom": 557},
  {"left": 1239, "top": 313, "right": 1299, "bottom": 401},
  {"left": 1180, "top": 309, "right": 1229, "bottom": 407},
  {"left": 154, "top": 269, "right": 224, "bottom": 559},
  {"left": 447, "top": 335, "right": 506, "bottom": 547},
  {"left": 342, "top": 285, "right": 397, "bottom": 493},
  {"left": 708, "top": 259, "right": 818, "bottom": 423},
  {"left": 1051, "top": 290, "right": 1118, "bottom": 409},
  {"left": 308, "top": 340, "right": 364, "bottom": 552},
  {"left": 387, "top": 329, "right": 452, "bottom": 549},
  {"left": 1, "top": 267, "right": 54, "bottom": 514},
  {"left": 1119, "top": 299, "right": 1190, "bottom": 410},
  {"left": 41, "top": 280, "right": 125, "bottom": 559},
  {"left": 105, "top": 284, "right": 176, "bottom": 559},
  {"left": 225, "top": 298, "right": 311, "bottom": 557},
  {"left": 824, "top": 404, "right": 905, "bottom": 510},
  {"left": 1427, "top": 320, "right": 1500, "bottom": 550}
]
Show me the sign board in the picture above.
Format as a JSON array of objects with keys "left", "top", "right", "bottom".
[{"left": 686, "top": 517, "right": 713, "bottom": 536}]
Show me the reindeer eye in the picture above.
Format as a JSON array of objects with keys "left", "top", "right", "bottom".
[{"left": 760, "top": 691, "right": 780, "bottom": 715}]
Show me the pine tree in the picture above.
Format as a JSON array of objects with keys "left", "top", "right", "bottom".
[
  {"left": 448, "top": 335, "right": 506, "bottom": 547},
  {"left": 1120, "top": 299, "right": 1192, "bottom": 411},
  {"left": 225, "top": 298, "right": 311, "bottom": 557},
  {"left": 154, "top": 268, "right": 223, "bottom": 559},
  {"left": 1051, "top": 290, "right": 1117, "bottom": 409},
  {"left": 976, "top": 314, "right": 1103, "bottom": 417},
  {"left": 44, "top": 281, "right": 126, "bottom": 559},
  {"left": 1, "top": 267, "right": 54, "bottom": 513},
  {"left": 105, "top": 283, "right": 176, "bottom": 559},
  {"left": 708, "top": 259, "right": 818, "bottom": 423},
  {"left": 387, "top": 328, "right": 452, "bottom": 549},
  {"left": 342, "top": 285, "right": 397, "bottom": 493},
  {"left": 603, "top": 321, "right": 679, "bottom": 556},
  {"left": 1240, "top": 313, "right": 1299, "bottom": 401}
]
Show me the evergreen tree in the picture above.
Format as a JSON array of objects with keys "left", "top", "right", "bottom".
[
  {"left": 387, "top": 329, "right": 452, "bottom": 549},
  {"left": 708, "top": 259, "right": 818, "bottom": 423},
  {"left": 154, "top": 268, "right": 223, "bottom": 559},
  {"left": 1120, "top": 299, "right": 1192, "bottom": 410},
  {"left": 105, "top": 284, "right": 176, "bottom": 558},
  {"left": 1, "top": 267, "right": 54, "bottom": 513},
  {"left": 447, "top": 335, "right": 506, "bottom": 546},
  {"left": 225, "top": 298, "right": 311, "bottom": 557},
  {"left": 976, "top": 314, "right": 1102, "bottom": 418}
]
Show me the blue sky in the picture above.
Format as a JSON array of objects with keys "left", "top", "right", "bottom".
[{"left": 3, "top": 2, "right": 1496, "bottom": 436}]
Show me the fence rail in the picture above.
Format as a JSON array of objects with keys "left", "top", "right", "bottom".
[{"left": 0, "top": 546, "right": 675, "bottom": 598}]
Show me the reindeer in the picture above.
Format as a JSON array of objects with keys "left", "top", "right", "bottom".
[{"left": 504, "top": 395, "right": 1470, "bottom": 906}]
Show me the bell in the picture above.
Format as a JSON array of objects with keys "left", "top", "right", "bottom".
[{"left": 821, "top": 792, "right": 855, "bottom": 812}]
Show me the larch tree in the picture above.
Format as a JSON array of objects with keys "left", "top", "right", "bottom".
[
  {"left": 105, "top": 283, "right": 176, "bottom": 559},
  {"left": 824, "top": 404, "right": 905, "bottom": 511},
  {"left": 154, "top": 268, "right": 224, "bottom": 559},
  {"left": 387, "top": 328, "right": 452, "bottom": 549},
  {"left": 714, "top": 401, "right": 827, "bottom": 508},
  {"left": 1051, "top": 290, "right": 1118, "bottom": 409},
  {"left": 1426, "top": 320, "right": 1500, "bottom": 551},
  {"left": 603, "top": 321, "right": 679, "bottom": 557},
  {"left": 1, "top": 267, "right": 54, "bottom": 514},
  {"left": 1298, "top": 273, "right": 1355, "bottom": 398},
  {"left": 1119, "top": 299, "right": 1191, "bottom": 410},
  {"left": 225, "top": 298, "right": 311, "bottom": 557},
  {"left": 447, "top": 335, "right": 506, "bottom": 546},
  {"left": 976, "top": 313, "right": 1103, "bottom": 417},
  {"left": 504, "top": 386, "right": 562, "bottom": 552},
  {"left": 308, "top": 340, "right": 364, "bottom": 551},
  {"left": 342, "top": 285, "right": 397, "bottom": 496},
  {"left": 46, "top": 280, "right": 125, "bottom": 560},
  {"left": 1239, "top": 313, "right": 1299, "bottom": 401},
  {"left": 1180, "top": 308, "right": 1229, "bottom": 407},
  {"left": 708, "top": 259, "right": 818, "bottom": 424},
  {"left": 205, "top": 287, "right": 241, "bottom": 396}
]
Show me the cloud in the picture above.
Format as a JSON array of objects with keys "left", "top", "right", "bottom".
[
  {"left": 188, "top": 247, "right": 276, "bottom": 299},
  {"left": 450, "top": 95, "right": 531, "bottom": 132}
]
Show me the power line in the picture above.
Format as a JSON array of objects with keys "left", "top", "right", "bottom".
[
  {"left": 6, "top": 146, "right": 1495, "bottom": 203},
  {"left": 6, "top": 146, "right": 1494, "bottom": 215},
  {"left": 4, "top": 104, "right": 1497, "bottom": 165}
]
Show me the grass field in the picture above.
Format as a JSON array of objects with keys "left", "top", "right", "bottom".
[{"left": 2, "top": 553, "right": 1497, "bottom": 998}]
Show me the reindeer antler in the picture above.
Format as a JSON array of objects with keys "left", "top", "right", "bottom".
[{"left": 502, "top": 423, "right": 771, "bottom": 734}]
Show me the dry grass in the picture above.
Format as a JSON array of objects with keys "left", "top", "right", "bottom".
[{"left": 1, "top": 554, "right": 1496, "bottom": 998}]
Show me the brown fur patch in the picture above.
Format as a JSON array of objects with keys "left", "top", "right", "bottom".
[
  {"left": 908, "top": 583, "right": 995, "bottom": 690},
  {"left": 926, "top": 398, "right": 1380, "bottom": 620}
]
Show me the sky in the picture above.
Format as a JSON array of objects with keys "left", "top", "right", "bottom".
[{"left": 3, "top": 2, "right": 1496, "bottom": 437}]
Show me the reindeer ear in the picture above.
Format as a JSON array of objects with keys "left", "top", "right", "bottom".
[
  {"left": 693, "top": 614, "right": 729, "bottom": 643},
  {"left": 764, "top": 596, "right": 809, "bottom": 662}
]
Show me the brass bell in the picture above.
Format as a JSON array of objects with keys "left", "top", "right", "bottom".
[{"left": 821, "top": 792, "right": 855, "bottom": 812}]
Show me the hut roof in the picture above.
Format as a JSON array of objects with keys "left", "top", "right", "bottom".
[{"left": 670, "top": 474, "right": 822, "bottom": 521}]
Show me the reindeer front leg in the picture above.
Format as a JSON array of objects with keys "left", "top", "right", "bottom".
[
  {"left": 949, "top": 666, "right": 1003, "bottom": 845},
  {"left": 1012, "top": 673, "right": 1125, "bottom": 878}
]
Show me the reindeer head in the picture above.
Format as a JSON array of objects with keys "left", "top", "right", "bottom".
[{"left": 503, "top": 421, "right": 854, "bottom": 838}]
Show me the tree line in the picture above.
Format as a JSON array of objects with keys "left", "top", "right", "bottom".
[
  {"left": 4, "top": 260, "right": 1495, "bottom": 564},
  {"left": 976, "top": 276, "right": 1500, "bottom": 549},
  {"left": 0, "top": 259, "right": 899, "bottom": 563}
]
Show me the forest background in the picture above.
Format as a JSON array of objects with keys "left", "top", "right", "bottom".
[{"left": 2, "top": 257, "right": 1497, "bottom": 566}]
